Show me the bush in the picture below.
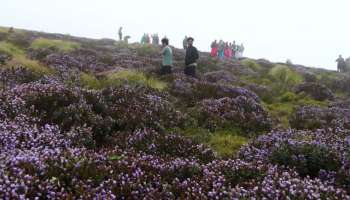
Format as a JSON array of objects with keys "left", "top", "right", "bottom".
[
  {"left": 270, "top": 142, "right": 342, "bottom": 178},
  {"left": 31, "top": 37, "right": 81, "bottom": 52},
  {"left": 135, "top": 44, "right": 158, "bottom": 56},
  {"left": 196, "top": 96, "right": 272, "bottom": 134},
  {"left": 242, "top": 59, "right": 262, "bottom": 71},
  {"left": 290, "top": 106, "right": 350, "bottom": 130},
  {"left": 101, "top": 70, "right": 167, "bottom": 91},
  {"left": 280, "top": 91, "right": 298, "bottom": 102},
  {"left": 0, "top": 41, "right": 24, "bottom": 56},
  {"left": 208, "top": 132, "right": 248, "bottom": 157},
  {"left": 268, "top": 64, "right": 303, "bottom": 90},
  {"left": 6, "top": 56, "right": 54, "bottom": 76},
  {"left": 295, "top": 82, "right": 334, "bottom": 101},
  {"left": 6, "top": 32, "right": 31, "bottom": 48},
  {"left": 80, "top": 72, "right": 101, "bottom": 89},
  {"left": 101, "top": 86, "right": 184, "bottom": 131},
  {"left": 124, "top": 129, "right": 216, "bottom": 163}
]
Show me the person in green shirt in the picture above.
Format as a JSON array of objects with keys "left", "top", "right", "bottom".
[{"left": 160, "top": 38, "right": 173, "bottom": 75}]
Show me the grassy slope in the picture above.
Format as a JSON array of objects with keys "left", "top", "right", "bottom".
[{"left": 0, "top": 26, "right": 346, "bottom": 157}]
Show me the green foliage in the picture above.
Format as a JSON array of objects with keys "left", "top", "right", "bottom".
[
  {"left": 80, "top": 72, "right": 101, "bottom": 89},
  {"left": 6, "top": 32, "right": 31, "bottom": 48},
  {"left": 31, "top": 37, "right": 80, "bottom": 52},
  {"left": 135, "top": 44, "right": 158, "bottom": 56},
  {"left": 101, "top": 70, "right": 167, "bottom": 91},
  {"left": 0, "top": 41, "right": 54, "bottom": 75},
  {"left": 268, "top": 64, "right": 303, "bottom": 91},
  {"left": 279, "top": 91, "right": 298, "bottom": 103},
  {"left": 266, "top": 93, "right": 328, "bottom": 128},
  {"left": 208, "top": 131, "right": 248, "bottom": 158},
  {"left": 0, "top": 41, "right": 24, "bottom": 56},
  {"left": 270, "top": 143, "right": 342, "bottom": 178},
  {"left": 242, "top": 59, "right": 262, "bottom": 71}
]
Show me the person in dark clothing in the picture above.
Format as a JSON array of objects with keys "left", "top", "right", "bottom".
[
  {"left": 336, "top": 55, "right": 346, "bottom": 72},
  {"left": 184, "top": 37, "right": 199, "bottom": 77}
]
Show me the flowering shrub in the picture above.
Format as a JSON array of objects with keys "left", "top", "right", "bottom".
[
  {"left": 239, "top": 128, "right": 350, "bottom": 192},
  {"left": 101, "top": 86, "right": 185, "bottom": 131},
  {"left": 124, "top": 129, "right": 216, "bottom": 163},
  {"left": 269, "top": 142, "right": 342, "bottom": 177},
  {"left": 169, "top": 74, "right": 260, "bottom": 106},
  {"left": 196, "top": 96, "right": 272, "bottom": 133},
  {"left": 290, "top": 106, "right": 350, "bottom": 130},
  {"left": 295, "top": 82, "right": 334, "bottom": 101}
]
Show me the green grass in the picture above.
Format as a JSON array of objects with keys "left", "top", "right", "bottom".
[
  {"left": 80, "top": 72, "right": 101, "bottom": 89},
  {"left": 6, "top": 56, "right": 54, "bottom": 75},
  {"left": 208, "top": 131, "right": 248, "bottom": 158},
  {"left": 265, "top": 93, "right": 328, "bottom": 128},
  {"left": 0, "top": 27, "right": 9, "bottom": 33},
  {"left": 101, "top": 70, "right": 167, "bottom": 90},
  {"left": 0, "top": 41, "right": 25, "bottom": 56},
  {"left": 0, "top": 41, "right": 54, "bottom": 75},
  {"left": 31, "top": 37, "right": 80, "bottom": 52},
  {"left": 175, "top": 126, "right": 248, "bottom": 158}
]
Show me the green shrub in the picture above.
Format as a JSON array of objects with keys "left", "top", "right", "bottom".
[
  {"left": 101, "top": 70, "right": 167, "bottom": 90},
  {"left": 268, "top": 64, "right": 303, "bottom": 90},
  {"left": 0, "top": 42, "right": 53, "bottom": 75},
  {"left": 6, "top": 55, "right": 54, "bottom": 76},
  {"left": 269, "top": 143, "right": 342, "bottom": 178},
  {"left": 279, "top": 91, "right": 298, "bottom": 102},
  {"left": 6, "top": 32, "right": 31, "bottom": 48},
  {"left": 242, "top": 59, "right": 262, "bottom": 71},
  {"left": 0, "top": 41, "right": 25, "bottom": 56},
  {"left": 31, "top": 37, "right": 80, "bottom": 52},
  {"left": 208, "top": 131, "right": 248, "bottom": 158},
  {"left": 135, "top": 44, "right": 158, "bottom": 56},
  {"left": 80, "top": 72, "right": 101, "bottom": 89}
]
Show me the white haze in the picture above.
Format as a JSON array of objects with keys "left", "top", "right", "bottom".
[{"left": 1, "top": 0, "right": 350, "bottom": 70}]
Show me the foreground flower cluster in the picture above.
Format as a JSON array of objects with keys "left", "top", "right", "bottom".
[{"left": 1, "top": 79, "right": 350, "bottom": 199}]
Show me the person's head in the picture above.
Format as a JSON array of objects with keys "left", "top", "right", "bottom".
[
  {"left": 187, "top": 37, "right": 194, "bottom": 46},
  {"left": 161, "top": 38, "right": 169, "bottom": 46},
  {"left": 339, "top": 54, "right": 343, "bottom": 58}
]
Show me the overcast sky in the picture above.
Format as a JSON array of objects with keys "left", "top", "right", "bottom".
[{"left": 1, "top": 0, "right": 349, "bottom": 70}]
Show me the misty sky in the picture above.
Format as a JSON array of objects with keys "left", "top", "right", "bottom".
[{"left": 1, "top": 0, "right": 349, "bottom": 70}]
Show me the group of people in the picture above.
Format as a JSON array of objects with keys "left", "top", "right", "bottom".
[
  {"left": 141, "top": 33, "right": 160, "bottom": 45},
  {"left": 161, "top": 37, "right": 199, "bottom": 77},
  {"left": 210, "top": 40, "right": 244, "bottom": 60}
]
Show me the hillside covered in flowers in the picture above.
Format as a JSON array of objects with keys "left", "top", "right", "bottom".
[{"left": 2, "top": 26, "right": 350, "bottom": 199}]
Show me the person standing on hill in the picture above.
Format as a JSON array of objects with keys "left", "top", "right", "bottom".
[
  {"left": 160, "top": 38, "right": 173, "bottom": 75},
  {"left": 152, "top": 34, "right": 159, "bottom": 45},
  {"left": 210, "top": 40, "right": 218, "bottom": 57},
  {"left": 184, "top": 37, "right": 199, "bottom": 77},
  {"left": 218, "top": 40, "right": 225, "bottom": 60},
  {"left": 336, "top": 55, "right": 346, "bottom": 72},
  {"left": 183, "top": 36, "right": 188, "bottom": 50},
  {"left": 118, "top": 27, "right": 123, "bottom": 41}
]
